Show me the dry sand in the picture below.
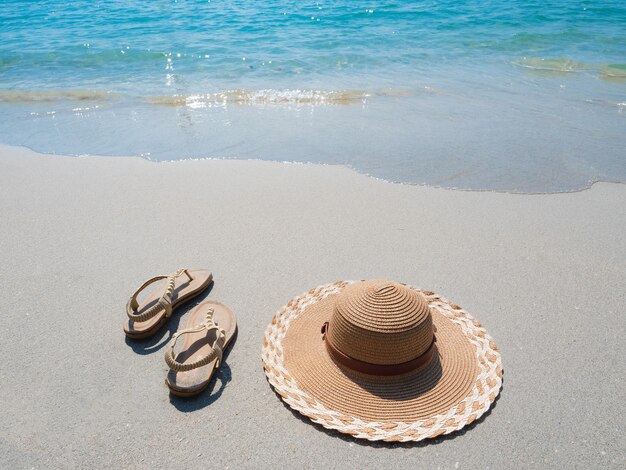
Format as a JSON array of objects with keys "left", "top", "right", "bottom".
[{"left": 0, "top": 144, "right": 624, "bottom": 468}]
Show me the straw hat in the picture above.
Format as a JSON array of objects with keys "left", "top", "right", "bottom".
[{"left": 262, "top": 280, "right": 503, "bottom": 442}]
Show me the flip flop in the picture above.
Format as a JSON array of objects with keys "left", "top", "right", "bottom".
[
  {"left": 165, "top": 301, "right": 237, "bottom": 397},
  {"left": 123, "top": 268, "right": 213, "bottom": 339}
]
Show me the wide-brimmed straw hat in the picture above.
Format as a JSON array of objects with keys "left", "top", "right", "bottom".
[{"left": 262, "top": 280, "right": 503, "bottom": 442}]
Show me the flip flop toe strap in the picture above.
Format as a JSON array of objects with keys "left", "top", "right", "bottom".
[
  {"left": 165, "top": 308, "right": 226, "bottom": 372},
  {"left": 126, "top": 268, "right": 192, "bottom": 322}
]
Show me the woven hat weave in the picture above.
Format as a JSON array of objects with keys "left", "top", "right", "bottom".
[{"left": 262, "top": 280, "right": 503, "bottom": 442}]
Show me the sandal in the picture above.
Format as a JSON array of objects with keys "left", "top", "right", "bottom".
[
  {"left": 165, "top": 301, "right": 237, "bottom": 397},
  {"left": 123, "top": 268, "right": 213, "bottom": 339}
]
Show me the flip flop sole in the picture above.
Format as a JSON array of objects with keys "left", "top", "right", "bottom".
[
  {"left": 165, "top": 301, "right": 237, "bottom": 397},
  {"left": 124, "top": 269, "right": 213, "bottom": 339}
]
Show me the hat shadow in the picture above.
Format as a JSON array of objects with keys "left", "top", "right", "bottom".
[
  {"left": 273, "top": 374, "right": 505, "bottom": 448},
  {"left": 342, "top": 345, "right": 443, "bottom": 401},
  {"left": 124, "top": 282, "right": 214, "bottom": 354}
]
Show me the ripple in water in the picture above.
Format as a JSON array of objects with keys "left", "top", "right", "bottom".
[{"left": 0, "top": 0, "right": 625, "bottom": 192}]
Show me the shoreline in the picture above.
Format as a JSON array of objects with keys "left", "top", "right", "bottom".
[
  {"left": 2, "top": 64, "right": 625, "bottom": 194},
  {"left": 1, "top": 144, "right": 625, "bottom": 468},
  {"left": 3, "top": 143, "right": 624, "bottom": 196}
]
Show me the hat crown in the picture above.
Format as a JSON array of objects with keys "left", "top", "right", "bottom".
[{"left": 327, "top": 280, "right": 434, "bottom": 365}]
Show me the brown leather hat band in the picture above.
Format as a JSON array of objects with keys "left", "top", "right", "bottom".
[{"left": 321, "top": 322, "right": 436, "bottom": 376}]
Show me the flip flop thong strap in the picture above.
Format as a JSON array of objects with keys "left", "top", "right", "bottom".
[
  {"left": 126, "top": 269, "right": 192, "bottom": 323},
  {"left": 165, "top": 308, "right": 226, "bottom": 372}
]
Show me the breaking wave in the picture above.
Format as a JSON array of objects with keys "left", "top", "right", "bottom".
[
  {"left": 146, "top": 89, "right": 411, "bottom": 108},
  {"left": 0, "top": 90, "right": 116, "bottom": 103}
]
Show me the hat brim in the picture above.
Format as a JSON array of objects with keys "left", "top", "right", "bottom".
[{"left": 262, "top": 281, "right": 503, "bottom": 442}]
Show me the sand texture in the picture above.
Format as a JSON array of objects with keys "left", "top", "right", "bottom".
[{"left": 0, "top": 145, "right": 624, "bottom": 468}]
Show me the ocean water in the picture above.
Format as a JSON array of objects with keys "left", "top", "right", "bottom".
[{"left": 1, "top": 0, "right": 625, "bottom": 192}]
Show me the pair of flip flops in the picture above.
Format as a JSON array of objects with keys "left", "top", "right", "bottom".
[{"left": 123, "top": 268, "right": 237, "bottom": 397}]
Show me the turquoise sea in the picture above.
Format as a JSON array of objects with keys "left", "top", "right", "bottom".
[{"left": 1, "top": 0, "right": 625, "bottom": 192}]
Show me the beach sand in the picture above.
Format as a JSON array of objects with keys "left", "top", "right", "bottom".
[{"left": 0, "top": 144, "right": 624, "bottom": 468}]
